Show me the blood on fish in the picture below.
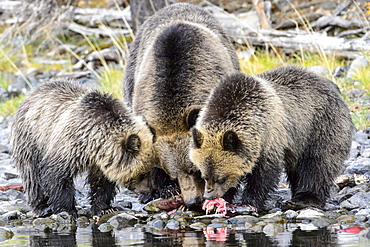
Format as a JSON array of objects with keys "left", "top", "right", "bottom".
[
  {"left": 0, "top": 183, "right": 24, "bottom": 192},
  {"left": 339, "top": 226, "right": 366, "bottom": 233}
]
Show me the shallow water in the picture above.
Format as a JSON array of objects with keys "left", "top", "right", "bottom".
[{"left": 1, "top": 223, "right": 370, "bottom": 246}]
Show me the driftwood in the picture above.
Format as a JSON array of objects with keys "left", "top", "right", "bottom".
[
  {"left": 0, "top": 1, "right": 132, "bottom": 36},
  {"left": 231, "top": 29, "right": 370, "bottom": 59},
  {"left": 1, "top": 0, "right": 369, "bottom": 58}
]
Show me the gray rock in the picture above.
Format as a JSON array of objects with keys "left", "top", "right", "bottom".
[
  {"left": 345, "top": 159, "right": 370, "bottom": 174},
  {"left": 189, "top": 222, "right": 207, "bottom": 230},
  {"left": 147, "top": 219, "right": 165, "bottom": 231},
  {"left": 311, "top": 218, "right": 331, "bottom": 228},
  {"left": 361, "top": 148, "right": 370, "bottom": 158},
  {"left": 1, "top": 172, "right": 18, "bottom": 180},
  {"left": 98, "top": 223, "right": 114, "bottom": 232},
  {"left": 228, "top": 215, "right": 260, "bottom": 225},
  {"left": 348, "top": 141, "right": 361, "bottom": 159},
  {"left": 51, "top": 211, "right": 75, "bottom": 224},
  {"left": 284, "top": 210, "right": 299, "bottom": 219},
  {"left": 0, "top": 227, "right": 14, "bottom": 242},
  {"left": 296, "top": 208, "right": 324, "bottom": 219},
  {"left": 107, "top": 212, "right": 138, "bottom": 228},
  {"left": 263, "top": 223, "right": 284, "bottom": 236},
  {"left": 333, "top": 65, "right": 349, "bottom": 78},
  {"left": 165, "top": 219, "right": 180, "bottom": 230},
  {"left": 8, "top": 75, "right": 31, "bottom": 96},
  {"left": 347, "top": 56, "right": 370, "bottom": 80},
  {"left": 76, "top": 216, "right": 90, "bottom": 228},
  {"left": 0, "top": 87, "right": 9, "bottom": 102},
  {"left": 340, "top": 191, "right": 370, "bottom": 209},
  {"left": 307, "top": 66, "right": 331, "bottom": 78},
  {"left": 0, "top": 210, "right": 25, "bottom": 222},
  {"left": 5, "top": 189, "right": 25, "bottom": 201},
  {"left": 208, "top": 222, "right": 228, "bottom": 228},
  {"left": 153, "top": 212, "right": 169, "bottom": 221},
  {"left": 33, "top": 217, "right": 56, "bottom": 226},
  {"left": 355, "top": 208, "right": 370, "bottom": 216}
]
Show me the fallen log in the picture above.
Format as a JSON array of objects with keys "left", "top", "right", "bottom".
[{"left": 231, "top": 29, "right": 370, "bottom": 58}]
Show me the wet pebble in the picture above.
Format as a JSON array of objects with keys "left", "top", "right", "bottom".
[
  {"left": 165, "top": 219, "right": 181, "bottom": 230},
  {"left": 340, "top": 191, "right": 370, "bottom": 209},
  {"left": 147, "top": 219, "right": 165, "bottom": 231},
  {"left": 207, "top": 222, "right": 228, "bottom": 228},
  {"left": 284, "top": 210, "right": 299, "bottom": 219},
  {"left": 98, "top": 223, "right": 114, "bottom": 232},
  {"left": 76, "top": 216, "right": 91, "bottom": 228},
  {"left": 189, "top": 222, "right": 207, "bottom": 230},
  {"left": 311, "top": 218, "right": 332, "bottom": 228},
  {"left": 296, "top": 208, "right": 325, "bottom": 219},
  {"left": 0, "top": 211, "right": 25, "bottom": 222},
  {"left": 107, "top": 212, "right": 138, "bottom": 228},
  {"left": 0, "top": 227, "right": 14, "bottom": 242},
  {"left": 228, "top": 215, "right": 259, "bottom": 225},
  {"left": 263, "top": 223, "right": 284, "bottom": 236}
]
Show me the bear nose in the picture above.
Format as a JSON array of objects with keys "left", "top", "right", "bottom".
[
  {"left": 185, "top": 196, "right": 202, "bottom": 208},
  {"left": 203, "top": 191, "right": 216, "bottom": 200}
]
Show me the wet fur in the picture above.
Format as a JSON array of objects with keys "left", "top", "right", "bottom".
[
  {"left": 190, "top": 66, "right": 353, "bottom": 209},
  {"left": 123, "top": 3, "right": 240, "bottom": 205},
  {"left": 10, "top": 80, "right": 154, "bottom": 217}
]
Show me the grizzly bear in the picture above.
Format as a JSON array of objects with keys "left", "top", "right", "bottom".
[
  {"left": 190, "top": 66, "right": 353, "bottom": 210},
  {"left": 123, "top": 3, "right": 240, "bottom": 206},
  {"left": 10, "top": 80, "right": 155, "bottom": 217}
]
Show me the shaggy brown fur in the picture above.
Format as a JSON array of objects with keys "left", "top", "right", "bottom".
[
  {"left": 190, "top": 66, "right": 353, "bottom": 210},
  {"left": 123, "top": 3, "right": 240, "bottom": 206},
  {"left": 10, "top": 80, "right": 155, "bottom": 217}
]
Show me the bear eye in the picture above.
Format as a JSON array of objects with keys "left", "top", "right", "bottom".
[
  {"left": 216, "top": 177, "right": 226, "bottom": 184},
  {"left": 125, "top": 134, "right": 141, "bottom": 153}
]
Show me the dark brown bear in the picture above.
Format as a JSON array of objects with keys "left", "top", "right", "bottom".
[
  {"left": 190, "top": 66, "right": 353, "bottom": 210},
  {"left": 123, "top": 3, "right": 240, "bottom": 206},
  {"left": 10, "top": 80, "right": 155, "bottom": 217}
]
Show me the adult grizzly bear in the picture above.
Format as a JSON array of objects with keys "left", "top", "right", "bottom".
[
  {"left": 123, "top": 3, "right": 240, "bottom": 206},
  {"left": 10, "top": 80, "right": 155, "bottom": 217},
  {"left": 190, "top": 66, "right": 353, "bottom": 210}
]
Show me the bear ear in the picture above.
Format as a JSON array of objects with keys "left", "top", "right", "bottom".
[
  {"left": 186, "top": 107, "right": 201, "bottom": 130},
  {"left": 191, "top": 128, "right": 203, "bottom": 149},
  {"left": 222, "top": 130, "right": 240, "bottom": 152},
  {"left": 125, "top": 134, "right": 141, "bottom": 153}
]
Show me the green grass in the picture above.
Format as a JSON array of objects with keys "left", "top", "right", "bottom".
[
  {"left": 0, "top": 94, "right": 26, "bottom": 117},
  {"left": 97, "top": 66, "right": 124, "bottom": 99},
  {"left": 0, "top": 35, "right": 369, "bottom": 129}
]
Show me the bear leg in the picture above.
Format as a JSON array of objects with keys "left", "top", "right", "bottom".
[
  {"left": 241, "top": 154, "right": 282, "bottom": 210},
  {"left": 287, "top": 146, "right": 341, "bottom": 209},
  {"left": 87, "top": 166, "right": 117, "bottom": 216},
  {"left": 40, "top": 161, "right": 78, "bottom": 217},
  {"left": 24, "top": 164, "right": 51, "bottom": 217}
]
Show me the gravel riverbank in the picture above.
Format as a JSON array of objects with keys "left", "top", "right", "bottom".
[{"left": 0, "top": 57, "right": 370, "bottom": 244}]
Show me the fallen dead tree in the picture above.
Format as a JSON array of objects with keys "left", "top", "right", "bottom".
[
  {"left": 231, "top": 29, "right": 370, "bottom": 59},
  {"left": 1, "top": 0, "right": 369, "bottom": 58}
]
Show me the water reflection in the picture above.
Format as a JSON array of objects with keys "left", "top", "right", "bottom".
[{"left": 2, "top": 223, "right": 370, "bottom": 246}]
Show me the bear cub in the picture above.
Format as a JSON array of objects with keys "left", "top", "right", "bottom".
[
  {"left": 190, "top": 66, "right": 353, "bottom": 210},
  {"left": 10, "top": 80, "right": 155, "bottom": 217}
]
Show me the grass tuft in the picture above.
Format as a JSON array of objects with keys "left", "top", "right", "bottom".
[{"left": 97, "top": 66, "right": 124, "bottom": 99}]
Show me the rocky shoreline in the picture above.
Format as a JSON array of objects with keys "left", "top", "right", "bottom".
[
  {"left": 0, "top": 56, "right": 370, "bottom": 244},
  {"left": 1, "top": 119, "right": 370, "bottom": 244}
]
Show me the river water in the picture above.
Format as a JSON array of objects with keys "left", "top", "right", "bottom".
[{"left": 1, "top": 221, "right": 370, "bottom": 246}]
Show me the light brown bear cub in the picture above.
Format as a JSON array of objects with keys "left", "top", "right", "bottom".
[
  {"left": 11, "top": 80, "right": 155, "bottom": 217},
  {"left": 190, "top": 66, "right": 353, "bottom": 210}
]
